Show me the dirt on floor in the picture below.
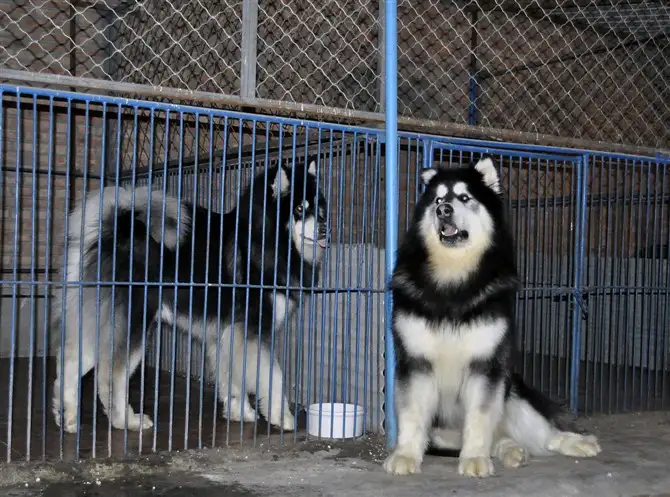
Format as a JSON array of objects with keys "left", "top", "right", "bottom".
[{"left": 2, "top": 412, "right": 670, "bottom": 497}]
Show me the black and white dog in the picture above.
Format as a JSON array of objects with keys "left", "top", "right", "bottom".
[
  {"left": 384, "top": 157, "right": 601, "bottom": 477},
  {"left": 52, "top": 160, "right": 328, "bottom": 434}
]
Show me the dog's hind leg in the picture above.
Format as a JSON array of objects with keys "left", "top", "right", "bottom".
[
  {"left": 502, "top": 391, "right": 601, "bottom": 459},
  {"left": 108, "top": 340, "right": 152, "bottom": 431},
  {"left": 428, "top": 424, "right": 530, "bottom": 468},
  {"left": 492, "top": 434, "right": 530, "bottom": 469},
  {"left": 96, "top": 302, "right": 152, "bottom": 432},
  {"left": 52, "top": 289, "right": 98, "bottom": 434}
]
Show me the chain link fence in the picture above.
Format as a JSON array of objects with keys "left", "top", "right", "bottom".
[{"left": 0, "top": 0, "right": 668, "bottom": 151}]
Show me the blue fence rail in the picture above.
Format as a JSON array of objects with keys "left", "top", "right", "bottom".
[{"left": 0, "top": 85, "right": 668, "bottom": 463}]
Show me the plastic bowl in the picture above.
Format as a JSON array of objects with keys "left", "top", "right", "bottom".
[{"left": 307, "top": 402, "right": 364, "bottom": 439}]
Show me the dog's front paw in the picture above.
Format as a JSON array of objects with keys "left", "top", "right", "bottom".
[
  {"left": 54, "top": 409, "right": 79, "bottom": 434},
  {"left": 112, "top": 411, "right": 153, "bottom": 431},
  {"left": 458, "top": 456, "right": 495, "bottom": 478},
  {"left": 279, "top": 411, "right": 296, "bottom": 432},
  {"left": 223, "top": 396, "right": 257, "bottom": 423},
  {"left": 383, "top": 451, "right": 421, "bottom": 476}
]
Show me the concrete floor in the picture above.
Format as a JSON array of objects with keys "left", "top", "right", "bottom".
[{"left": 2, "top": 411, "right": 670, "bottom": 497}]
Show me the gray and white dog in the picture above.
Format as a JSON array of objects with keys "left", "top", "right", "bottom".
[
  {"left": 384, "top": 157, "right": 601, "bottom": 477},
  {"left": 52, "top": 160, "right": 328, "bottom": 434}
]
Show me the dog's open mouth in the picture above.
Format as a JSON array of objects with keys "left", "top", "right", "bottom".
[
  {"left": 438, "top": 222, "right": 468, "bottom": 244},
  {"left": 303, "top": 224, "right": 330, "bottom": 249}
]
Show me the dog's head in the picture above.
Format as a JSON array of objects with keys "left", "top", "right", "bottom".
[
  {"left": 272, "top": 159, "right": 329, "bottom": 265},
  {"left": 414, "top": 157, "right": 506, "bottom": 284}
]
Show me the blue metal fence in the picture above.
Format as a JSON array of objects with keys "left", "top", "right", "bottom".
[
  {"left": 0, "top": 86, "right": 388, "bottom": 461},
  {"left": 0, "top": 84, "right": 668, "bottom": 463}
]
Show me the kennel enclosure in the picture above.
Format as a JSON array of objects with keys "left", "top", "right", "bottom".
[{"left": 1, "top": 0, "right": 669, "bottom": 462}]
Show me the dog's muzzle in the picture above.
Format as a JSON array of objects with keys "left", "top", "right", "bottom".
[
  {"left": 316, "top": 223, "right": 330, "bottom": 248},
  {"left": 435, "top": 200, "right": 467, "bottom": 243}
]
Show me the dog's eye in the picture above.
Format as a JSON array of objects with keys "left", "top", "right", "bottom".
[
  {"left": 458, "top": 194, "right": 470, "bottom": 203},
  {"left": 435, "top": 197, "right": 443, "bottom": 204},
  {"left": 294, "top": 204, "right": 304, "bottom": 216}
]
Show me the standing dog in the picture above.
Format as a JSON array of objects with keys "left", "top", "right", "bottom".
[
  {"left": 384, "top": 157, "right": 601, "bottom": 477},
  {"left": 52, "top": 160, "right": 328, "bottom": 434}
]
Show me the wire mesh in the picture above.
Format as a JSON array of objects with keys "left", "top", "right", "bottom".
[
  {"left": 1, "top": 0, "right": 668, "bottom": 150},
  {"left": 397, "top": 0, "right": 669, "bottom": 149}
]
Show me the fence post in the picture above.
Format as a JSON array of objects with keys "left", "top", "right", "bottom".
[
  {"left": 467, "top": 8, "right": 479, "bottom": 126},
  {"left": 384, "top": 0, "right": 398, "bottom": 449},
  {"left": 570, "top": 155, "right": 589, "bottom": 413},
  {"left": 377, "top": 0, "right": 386, "bottom": 113},
  {"left": 240, "top": 0, "right": 258, "bottom": 100}
]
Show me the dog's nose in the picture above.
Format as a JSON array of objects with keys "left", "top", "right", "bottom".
[{"left": 436, "top": 202, "right": 453, "bottom": 219}]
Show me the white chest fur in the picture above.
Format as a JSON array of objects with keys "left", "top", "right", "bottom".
[{"left": 394, "top": 312, "right": 507, "bottom": 393}]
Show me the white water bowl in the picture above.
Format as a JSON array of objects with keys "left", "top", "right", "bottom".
[{"left": 307, "top": 403, "right": 365, "bottom": 439}]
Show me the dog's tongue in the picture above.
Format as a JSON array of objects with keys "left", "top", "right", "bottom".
[
  {"left": 441, "top": 225, "right": 459, "bottom": 237},
  {"left": 317, "top": 238, "right": 328, "bottom": 248}
]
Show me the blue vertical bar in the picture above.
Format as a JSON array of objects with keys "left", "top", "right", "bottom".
[
  {"left": 328, "top": 133, "right": 346, "bottom": 438},
  {"left": 384, "top": 0, "right": 398, "bottom": 449},
  {"left": 107, "top": 105, "right": 123, "bottom": 457},
  {"left": 211, "top": 117, "right": 228, "bottom": 447},
  {"left": 76, "top": 101, "right": 92, "bottom": 460},
  {"left": 41, "top": 97, "right": 55, "bottom": 461},
  {"left": 153, "top": 110, "right": 171, "bottom": 452},
  {"left": 570, "top": 155, "right": 588, "bottom": 413},
  {"left": 92, "top": 103, "right": 108, "bottom": 458},
  {"left": 6, "top": 90, "right": 19, "bottom": 463},
  {"left": 253, "top": 123, "right": 271, "bottom": 444},
  {"left": 372, "top": 138, "right": 382, "bottom": 431},
  {"left": 241, "top": 120, "right": 258, "bottom": 442},
  {"left": 167, "top": 112, "right": 186, "bottom": 452},
  {"left": 198, "top": 115, "right": 215, "bottom": 449},
  {"left": 26, "top": 96, "right": 38, "bottom": 462},
  {"left": 184, "top": 112, "right": 200, "bottom": 451},
  {"left": 138, "top": 109, "right": 155, "bottom": 456},
  {"left": 122, "top": 105, "right": 139, "bottom": 455}
]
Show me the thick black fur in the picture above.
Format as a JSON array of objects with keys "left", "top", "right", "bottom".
[{"left": 89, "top": 163, "right": 327, "bottom": 347}]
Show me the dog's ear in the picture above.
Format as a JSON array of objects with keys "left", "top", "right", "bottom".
[
  {"left": 420, "top": 168, "right": 438, "bottom": 185},
  {"left": 473, "top": 157, "right": 501, "bottom": 194},
  {"left": 272, "top": 165, "right": 290, "bottom": 198},
  {"left": 307, "top": 160, "right": 317, "bottom": 177}
]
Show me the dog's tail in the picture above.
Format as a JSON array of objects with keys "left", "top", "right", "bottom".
[
  {"left": 70, "top": 185, "right": 189, "bottom": 277},
  {"left": 52, "top": 186, "right": 189, "bottom": 323}
]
